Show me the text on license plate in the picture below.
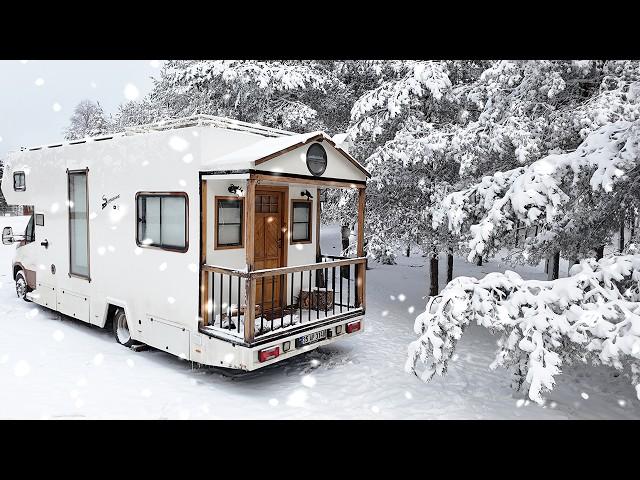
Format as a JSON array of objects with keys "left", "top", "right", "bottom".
[{"left": 295, "top": 330, "right": 327, "bottom": 348}]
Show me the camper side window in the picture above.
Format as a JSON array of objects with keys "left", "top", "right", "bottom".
[
  {"left": 291, "top": 200, "right": 312, "bottom": 243},
  {"left": 215, "top": 197, "right": 244, "bottom": 249},
  {"left": 136, "top": 193, "right": 188, "bottom": 252},
  {"left": 13, "top": 172, "right": 26, "bottom": 191}
]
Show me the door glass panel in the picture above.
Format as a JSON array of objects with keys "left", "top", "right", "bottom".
[{"left": 69, "top": 171, "right": 89, "bottom": 278}]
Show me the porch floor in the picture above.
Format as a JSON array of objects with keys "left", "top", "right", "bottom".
[{"left": 200, "top": 305, "right": 362, "bottom": 341}]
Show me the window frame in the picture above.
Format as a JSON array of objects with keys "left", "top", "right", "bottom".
[
  {"left": 35, "top": 213, "right": 44, "bottom": 226},
  {"left": 67, "top": 168, "right": 91, "bottom": 281},
  {"left": 13, "top": 171, "right": 26, "bottom": 191},
  {"left": 214, "top": 196, "right": 244, "bottom": 250},
  {"left": 135, "top": 191, "right": 189, "bottom": 253},
  {"left": 290, "top": 199, "right": 313, "bottom": 244}
]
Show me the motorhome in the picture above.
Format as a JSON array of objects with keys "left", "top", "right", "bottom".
[{"left": 0, "top": 115, "right": 368, "bottom": 370}]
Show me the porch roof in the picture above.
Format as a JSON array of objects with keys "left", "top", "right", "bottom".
[{"left": 203, "top": 131, "right": 371, "bottom": 178}]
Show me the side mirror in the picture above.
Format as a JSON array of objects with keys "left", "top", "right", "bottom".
[{"left": 2, "top": 226, "right": 14, "bottom": 245}]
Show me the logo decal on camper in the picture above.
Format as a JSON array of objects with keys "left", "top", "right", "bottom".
[{"left": 102, "top": 194, "right": 121, "bottom": 210}]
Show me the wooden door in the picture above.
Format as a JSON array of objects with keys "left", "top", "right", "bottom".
[{"left": 254, "top": 189, "right": 285, "bottom": 316}]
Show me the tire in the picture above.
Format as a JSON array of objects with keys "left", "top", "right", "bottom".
[
  {"left": 15, "top": 270, "right": 31, "bottom": 302},
  {"left": 112, "top": 308, "right": 136, "bottom": 347}
]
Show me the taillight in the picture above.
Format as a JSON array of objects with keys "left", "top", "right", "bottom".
[
  {"left": 346, "top": 321, "right": 361, "bottom": 333},
  {"left": 258, "top": 346, "right": 280, "bottom": 363}
]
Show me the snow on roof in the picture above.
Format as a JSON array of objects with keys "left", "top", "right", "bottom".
[{"left": 209, "top": 130, "right": 371, "bottom": 177}]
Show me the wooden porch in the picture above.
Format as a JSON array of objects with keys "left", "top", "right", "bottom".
[{"left": 198, "top": 172, "right": 366, "bottom": 345}]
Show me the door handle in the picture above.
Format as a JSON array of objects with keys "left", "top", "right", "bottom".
[{"left": 41, "top": 239, "right": 49, "bottom": 249}]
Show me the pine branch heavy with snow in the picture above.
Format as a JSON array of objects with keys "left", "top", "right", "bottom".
[{"left": 406, "top": 254, "right": 640, "bottom": 404}]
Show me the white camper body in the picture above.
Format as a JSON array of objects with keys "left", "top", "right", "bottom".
[{"left": 1, "top": 116, "right": 369, "bottom": 371}]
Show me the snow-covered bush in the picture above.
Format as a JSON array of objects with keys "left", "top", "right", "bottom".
[{"left": 405, "top": 254, "right": 640, "bottom": 404}]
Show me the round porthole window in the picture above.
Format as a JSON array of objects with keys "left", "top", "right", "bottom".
[{"left": 306, "top": 143, "right": 327, "bottom": 177}]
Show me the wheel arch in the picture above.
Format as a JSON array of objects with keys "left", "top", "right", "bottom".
[{"left": 99, "top": 298, "right": 134, "bottom": 332}]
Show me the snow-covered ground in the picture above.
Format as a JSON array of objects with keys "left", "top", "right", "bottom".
[{"left": 1, "top": 216, "right": 638, "bottom": 419}]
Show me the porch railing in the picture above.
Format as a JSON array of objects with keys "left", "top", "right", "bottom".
[{"left": 200, "top": 256, "right": 366, "bottom": 344}]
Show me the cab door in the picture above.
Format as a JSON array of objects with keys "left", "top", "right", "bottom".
[{"left": 31, "top": 212, "right": 58, "bottom": 308}]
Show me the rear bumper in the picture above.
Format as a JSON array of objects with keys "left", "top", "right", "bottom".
[{"left": 195, "top": 314, "right": 364, "bottom": 370}]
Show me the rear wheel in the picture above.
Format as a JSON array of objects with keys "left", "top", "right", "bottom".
[
  {"left": 15, "top": 271, "right": 31, "bottom": 302},
  {"left": 112, "top": 308, "right": 135, "bottom": 347}
]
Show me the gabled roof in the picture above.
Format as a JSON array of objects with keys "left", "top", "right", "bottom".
[{"left": 211, "top": 131, "right": 371, "bottom": 178}]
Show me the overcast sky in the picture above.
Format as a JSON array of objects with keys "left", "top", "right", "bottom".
[{"left": 0, "top": 60, "right": 164, "bottom": 158}]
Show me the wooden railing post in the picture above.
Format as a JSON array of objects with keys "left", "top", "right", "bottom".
[
  {"left": 244, "top": 178, "right": 256, "bottom": 343},
  {"left": 356, "top": 187, "right": 366, "bottom": 309},
  {"left": 244, "top": 276, "right": 256, "bottom": 343}
]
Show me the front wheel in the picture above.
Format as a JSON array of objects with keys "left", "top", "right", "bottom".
[
  {"left": 15, "top": 270, "right": 31, "bottom": 302},
  {"left": 112, "top": 308, "right": 136, "bottom": 347}
]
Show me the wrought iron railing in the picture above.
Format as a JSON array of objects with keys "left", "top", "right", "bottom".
[{"left": 200, "top": 256, "right": 366, "bottom": 344}]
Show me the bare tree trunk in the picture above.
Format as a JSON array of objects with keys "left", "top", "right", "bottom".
[
  {"left": 547, "top": 252, "right": 560, "bottom": 280},
  {"left": 631, "top": 209, "right": 635, "bottom": 242},
  {"left": 447, "top": 249, "right": 454, "bottom": 283},
  {"left": 595, "top": 245, "right": 605, "bottom": 260},
  {"left": 429, "top": 248, "right": 439, "bottom": 297},
  {"left": 569, "top": 258, "right": 579, "bottom": 276},
  {"left": 406, "top": 244, "right": 410, "bottom": 257},
  {"left": 619, "top": 209, "right": 625, "bottom": 252},
  {"left": 476, "top": 256, "right": 483, "bottom": 266}
]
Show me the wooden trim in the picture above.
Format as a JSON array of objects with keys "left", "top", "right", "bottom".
[
  {"left": 290, "top": 199, "right": 313, "bottom": 245},
  {"left": 244, "top": 179, "right": 257, "bottom": 343},
  {"left": 315, "top": 189, "right": 321, "bottom": 260},
  {"left": 254, "top": 134, "right": 323, "bottom": 166},
  {"left": 253, "top": 134, "right": 371, "bottom": 178},
  {"left": 200, "top": 179, "right": 209, "bottom": 327},
  {"left": 253, "top": 172, "right": 365, "bottom": 189},
  {"left": 214, "top": 195, "right": 244, "bottom": 250},
  {"left": 250, "top": 257, "right": 367, "bottom": 279},
  {"left": 357, "top": 187, "right": 366, "bottom": 308},
  {"left": 134, "top": 191, "right": 190, "bottom": 253}
]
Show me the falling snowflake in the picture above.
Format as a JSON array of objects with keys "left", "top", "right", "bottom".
[
  {"left": 188, "top": 263, "right": 198, "bottom": 273},
  {"left": 618, "top": 399, "right": 627, "bottom": 407},
  {"left": 268, "top": 398, "right": 279, "bottom": 407},
  {"left": 97, "top": 246, "right": 106, "bottom": 256},
  {"left": 34, "top": 78, "right": 45, "bottom": 87},
  {"left": 398, "top": 293, "right": 406, "bottom": 302},
  {"left": 286, "top": 389, "right": 308, "bottom": 407},
  {"left": 371, "top": 406, "right": 380, "bottom": 413},
  {"left": 581, "top": 392, "right": 589, "bottom": 400},
  {"left": 301, "top": 375, "right": 316, "bottom": 388},
  {"left": 159, "top": 262, "right": 167, "bottom": 271},
  {"left": 93, "top": 353, "right": 104, "bottom": 366},
  {"left": 167, "top": 297, "right": 176, "bottom": 304},
  {"left": 126, "top": 359, "right": 135, "bottom": 368},
  {"left": 150, "top": 60, "right": 161, "bottom": 68},
  {"left": 52, "top": 330, "right": 64, "bottom": 342},
  {"left": 14, "top": 360, "right": 31, "bottom": 377},
  {"left": 404, "top": 391, "right": 413, "bottom": 399},
  {"left": 182, "top": 153, "right": 194, "bottom": 164},
  {"left": 516, "top": 399, "right": 525, "bottom": 407},
  {"left": 169, "top": 136, "right": 189, "bottom": 152},
  {"left": 123, "top": 83, "right": 139, "bottom": 101},
  {"left": 90, "top": 81, "right": 97, "bottom": 88},
  {"left": 408, "top": 306, "right": 415, "bottom": 314},
  {"left": 52, "top": 103, "right": 62, "bottom": 112}
]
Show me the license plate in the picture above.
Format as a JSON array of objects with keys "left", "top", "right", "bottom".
[{"left": 295, "top": 330, "right": 327, "bottom": 348}]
